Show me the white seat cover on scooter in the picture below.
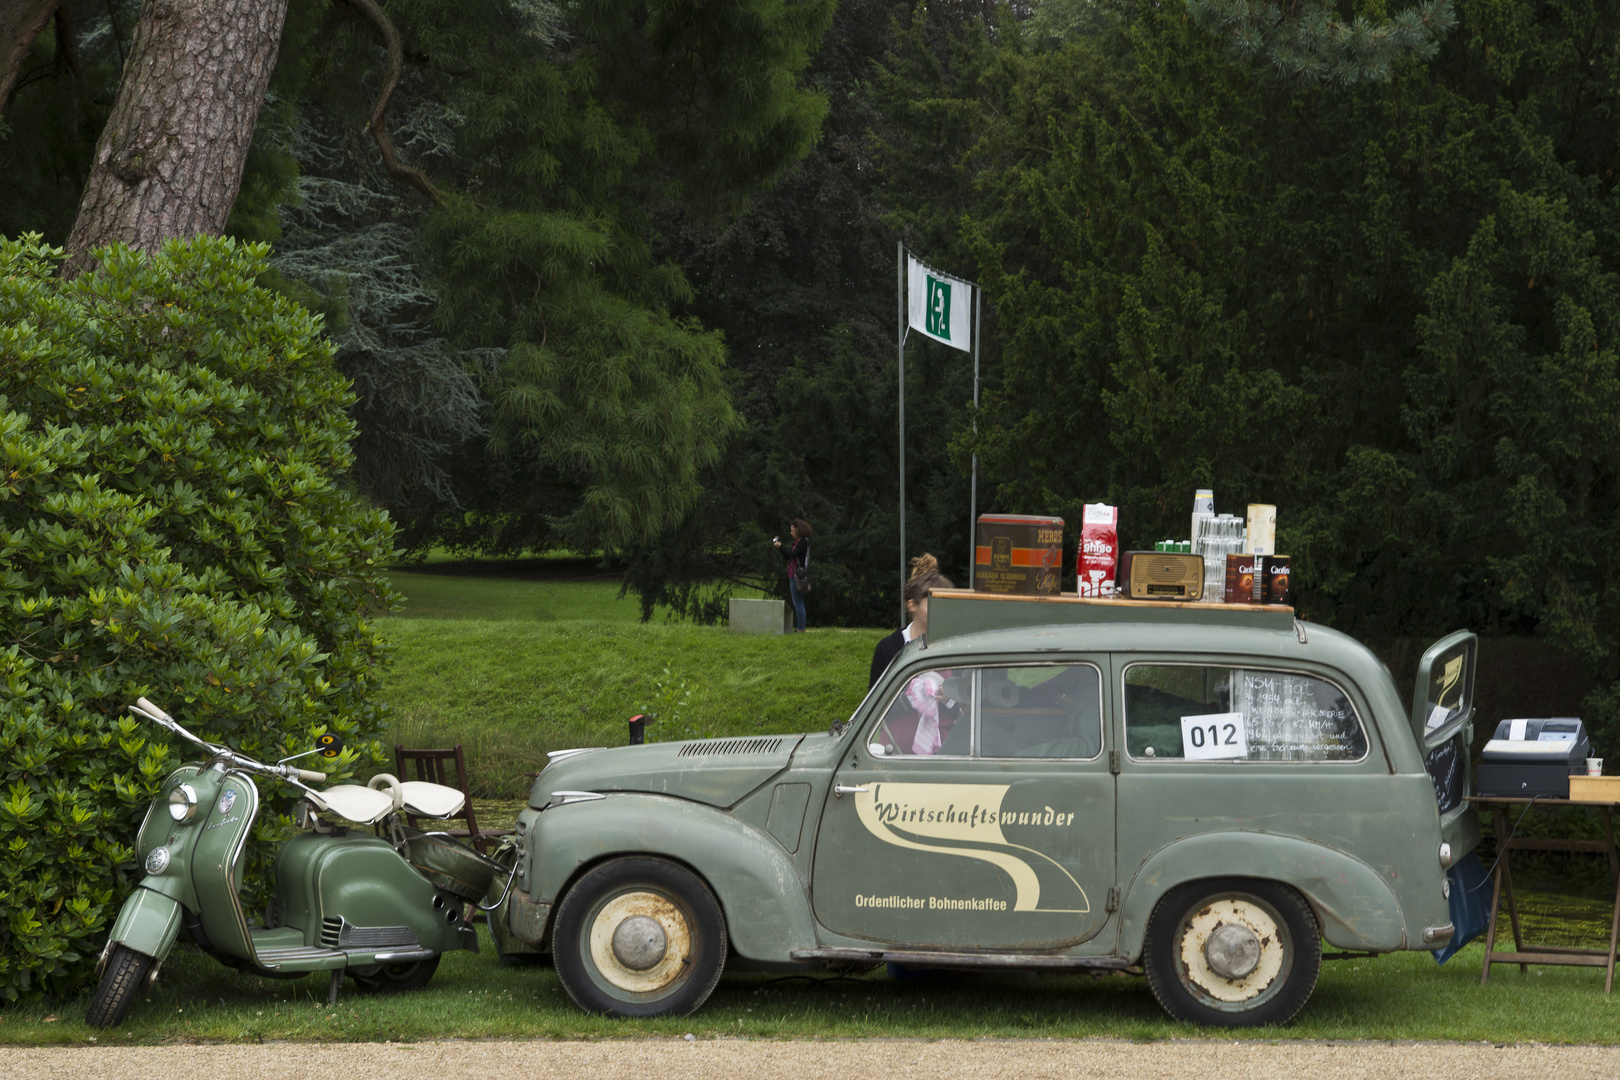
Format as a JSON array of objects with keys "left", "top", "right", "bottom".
[
  {"left": 400, "top": 781, "right": 465, "bottom": 819},
  {"left": 310, "top": 784, "right": 395, "bottom": 825}
]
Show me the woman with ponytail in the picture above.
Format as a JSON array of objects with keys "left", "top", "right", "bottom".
[{"left": 868, "top": 553, "right": 954, "bottom": 689}]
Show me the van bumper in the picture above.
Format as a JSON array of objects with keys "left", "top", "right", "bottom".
[{"left": 1422, "top": 922, "right": 1456, "bottom": 945}]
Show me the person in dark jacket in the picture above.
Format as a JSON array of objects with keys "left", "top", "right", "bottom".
[
  {"left": 773, "top": 518, "right": 812, "bottom": 632},
  {"left": 869, "top": 553, "right": 954, "bottom": 688}
]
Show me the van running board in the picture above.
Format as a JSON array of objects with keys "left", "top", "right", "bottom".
[{"left": 791, "top": 947, "right": 1134, "bottom": 971}]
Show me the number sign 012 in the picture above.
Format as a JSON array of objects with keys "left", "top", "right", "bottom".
[{"left": 1181, "top": 711, "right": 1249, "bottom": 761}]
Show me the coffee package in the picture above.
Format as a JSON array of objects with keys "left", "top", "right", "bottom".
[
  {"left": 974, "top": 515, "right": 1064, "bottom": 596},
  {"left": 1077, "top": 503, "right": 1119, "bottom": 597},
  {"left": 1225, "top": 553, "right": 1263, "bottom": 604},
  {"left": 1245, "top": 504, "right": 1276, "bottom": 556},
  {"left": 1264, "top": 555, "right": 1291, "bottom": 605}
]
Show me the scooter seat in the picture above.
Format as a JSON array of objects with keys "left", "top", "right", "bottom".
[
  {"left": 399, "top": 781, "right": 465, "bottom": 819},
  {"left": 310, "top": 784, "right": 395, "bottom": 825}
]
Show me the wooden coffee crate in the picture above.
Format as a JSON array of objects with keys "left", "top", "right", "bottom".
[{"left": 1568, "top": 775, "right": 1620, "bottom": 802}]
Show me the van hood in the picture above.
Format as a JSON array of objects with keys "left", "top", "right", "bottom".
[{"left": 529, "top": 734, "right": 805, "bottom": 809}]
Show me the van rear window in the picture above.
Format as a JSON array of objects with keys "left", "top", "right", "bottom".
[{"left": 1124, "top": 664, "right": 1368, "bottom": 762}]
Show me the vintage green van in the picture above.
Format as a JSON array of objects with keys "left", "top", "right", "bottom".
[{"left": 497, "top": 590, "right": 1479, "bottom": 1027}]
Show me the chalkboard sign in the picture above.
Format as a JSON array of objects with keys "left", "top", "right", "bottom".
[
  {"left": 1231, "top": 669, "right": 1368, "bottom": 761},
  {"left": 1425, "top": 739, "right": 1464, "bottom": 814}
]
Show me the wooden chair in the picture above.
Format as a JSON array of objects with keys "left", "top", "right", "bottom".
[{"left": 393, "top": 744, "right": 513, "bottom": 854}]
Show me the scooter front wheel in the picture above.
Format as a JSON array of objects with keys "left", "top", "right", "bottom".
[
  {"left": 351, "top": 954, "right": 440, "bottom": 993},
  {"left": 86, "top": 945, "right": 152, "bottom": 1028}
]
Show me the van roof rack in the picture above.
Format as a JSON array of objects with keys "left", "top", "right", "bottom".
[{"left": 926, "top": 588, "right": 1297, "bottom": 642}]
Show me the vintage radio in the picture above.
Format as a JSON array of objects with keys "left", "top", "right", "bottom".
[
  {"left": 974, "top": 514, "right": 1064, "bottom": 596},
  {"left": 1123, "top": 551, "right": 1205, "bottom": 601}
]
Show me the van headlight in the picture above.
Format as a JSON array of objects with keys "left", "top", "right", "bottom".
[{"left": 168, "top": 783, "right": 199, "bottom": 822}]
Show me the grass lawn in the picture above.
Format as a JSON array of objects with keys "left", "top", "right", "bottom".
[
  {"left": 9, "top": 924, "right": 1620, "bottom": 1045},
  {"left": 378, "top": 569, "right": 882, "bottom": 799},
  {"left": 387, "top": 572, "right": 641, "bottom": 623}
]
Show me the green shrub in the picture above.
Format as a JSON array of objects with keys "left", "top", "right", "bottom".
[{"left": 0, "top": 234, "right": 397, "bottom": 1002}]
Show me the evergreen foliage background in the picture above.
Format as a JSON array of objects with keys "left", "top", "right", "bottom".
[
  {"left": 7, "top": 1, "right": 1620, "bottom": 981},
  {"left": 0, "top": 235, "right": 395, "bottom": 1000}
]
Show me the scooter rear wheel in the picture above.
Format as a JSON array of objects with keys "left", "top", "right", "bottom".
[
  {"left": 351, "top": 954, "right": 440, "bottom": 993},
  {"left": 86, "top": 945, "right": 152, "bottom": 1029}
]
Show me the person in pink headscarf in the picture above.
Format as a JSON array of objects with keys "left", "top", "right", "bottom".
[{"left": 905, "top": 669, "right": 948, "bottom": 755}]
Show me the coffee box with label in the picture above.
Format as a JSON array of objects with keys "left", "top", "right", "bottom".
[
  {"left": 1264, "top": 555, "right": 1291, "bottom": 605},
  {"left": 975, "top": 514, "right": 1064, "bottom": 596},
  {"left": 1225, "top": 554, "right": 1263, "bottom": 604}
]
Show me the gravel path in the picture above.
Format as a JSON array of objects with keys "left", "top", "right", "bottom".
[{"left": 5, "top": 1039, "right": 1620, "bottom": 1080}]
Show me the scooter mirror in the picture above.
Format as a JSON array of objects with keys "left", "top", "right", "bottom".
[{"left": 316, "top": 732, "right": 344, "bottom": 759}]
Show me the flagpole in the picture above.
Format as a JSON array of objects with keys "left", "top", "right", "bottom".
[
  {"left": 969, "top": 286, "right": 980, "bottom": 589},
  {"left": 897, "top": 241, "right": 907, "bottom": 625}
]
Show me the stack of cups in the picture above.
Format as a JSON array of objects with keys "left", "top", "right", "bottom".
[{"left": 1193, "top": 514, "right": 1246, "bottom": 603}]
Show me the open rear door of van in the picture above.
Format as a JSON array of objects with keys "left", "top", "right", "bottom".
[{"left": 1411, "top": 631, "right": 1483, "bottom": 855}]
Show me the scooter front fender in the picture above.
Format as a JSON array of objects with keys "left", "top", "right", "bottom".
[{"left": 107, "top": 887, "right": 184, "bottom": 963}]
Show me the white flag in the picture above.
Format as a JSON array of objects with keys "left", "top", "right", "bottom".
[{"left": 907, "top": 255, "right": 972, "bottom": 351}]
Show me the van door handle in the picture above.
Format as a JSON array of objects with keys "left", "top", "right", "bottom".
[{"left": 833, "top": 784, "right": 869, "bottom": 798}]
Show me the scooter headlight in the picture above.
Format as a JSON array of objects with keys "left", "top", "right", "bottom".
[{"left": 168, "top": 783, "right": 199, "bottom": 823}]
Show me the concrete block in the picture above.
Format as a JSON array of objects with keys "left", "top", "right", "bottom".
[{"left": 729, "top": 598, "right": 787, "bottom": 635}]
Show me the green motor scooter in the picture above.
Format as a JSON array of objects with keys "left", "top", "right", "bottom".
[{"left": 87, "top": 698, "right": 513, "bottom": 1028}]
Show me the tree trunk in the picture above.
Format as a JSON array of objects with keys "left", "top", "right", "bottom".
[
  {"left": 60, "top": 0, "right": 288, "bottom": 277},
  {"left": 0, "top": 0, "right": 61, "bottom": 112}
]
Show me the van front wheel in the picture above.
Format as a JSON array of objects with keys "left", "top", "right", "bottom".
[
  {"left": 553, "top": 857, "right": 727, "bottom": 1018},
  {"left": 1142, "top": 878, "right": 1320, "bottom": 1027}
]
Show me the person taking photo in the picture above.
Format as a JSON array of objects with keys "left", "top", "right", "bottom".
[{"left": 773, "top": 518, "right": 812, "bottom": 632}]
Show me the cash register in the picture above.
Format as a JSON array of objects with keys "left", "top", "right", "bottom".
[{"left": 1476, "top": 717, "right": 1590, "bottom": 799}]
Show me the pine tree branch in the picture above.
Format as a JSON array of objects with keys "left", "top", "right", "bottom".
[
  {"left": 1187, "top": 0, "right": 1458, "bottom": 85},
  {"left": 332, "top": 0, "right": 450, "bottom": 206}
]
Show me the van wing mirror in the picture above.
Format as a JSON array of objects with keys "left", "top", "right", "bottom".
[{"left": 1410, "top": 631, "right": 1477, "bottom": 752}]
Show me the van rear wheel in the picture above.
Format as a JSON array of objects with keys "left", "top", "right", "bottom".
[
  {"left": 553, "top": 856, "right": 727, "bottom": 1017},
  {"left": 1142, "top": 878, "right": 1320, "bottom": 1027},
  {"left": 86, "top": 945, "right": 152, "bottom": 1029}
]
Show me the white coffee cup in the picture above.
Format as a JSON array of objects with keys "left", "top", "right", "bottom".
[{"left": 1588, "top": 758, "right": 1603, "bottom": 777}]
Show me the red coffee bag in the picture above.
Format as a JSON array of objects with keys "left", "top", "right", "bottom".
[{"left": 1077, "top": 503, "right": 1119, "bottom": 596}]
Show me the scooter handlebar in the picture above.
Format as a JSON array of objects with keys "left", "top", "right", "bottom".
[
  {"left": 295, "top": 768, "right": 326, "bottom": 785},
  {"left": 135, "top": 696, "right": 172, "bottom": 722}
]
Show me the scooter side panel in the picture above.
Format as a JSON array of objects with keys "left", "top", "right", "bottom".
[
  {"left": 107, "top": 887, "right": 184, "bottom": 961},
  {"left": 190, "top": 773, "right": 260, "bottom": 962},
  {"left": 278, "top": 833, "right": 466, "bottom": 953}
]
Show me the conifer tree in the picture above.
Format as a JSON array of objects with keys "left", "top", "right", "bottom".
[{"left": 1185, "top": 0, "right": 1457, "bottom": 84}]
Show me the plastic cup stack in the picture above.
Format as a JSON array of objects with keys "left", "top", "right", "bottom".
[{"left": 1194, "top": 514, "right": 1247, "bottom": 603}]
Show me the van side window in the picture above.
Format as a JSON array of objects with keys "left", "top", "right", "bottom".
[
  {"left": 978, "top": 664, "right": 1102, "bottom": 760},
  {"left": 1124, "top": 664, "right": 1367, "bottom": 762},
  {"left": 868, "top": 668, "right": 971, "bottom": 757},
  {"left": 867, "top": 663, "right": 1103, "bottom": 760}
]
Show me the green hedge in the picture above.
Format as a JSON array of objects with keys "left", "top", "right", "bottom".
[{"left": 0, "top": 235, "right": 396, "bottom": 1002}]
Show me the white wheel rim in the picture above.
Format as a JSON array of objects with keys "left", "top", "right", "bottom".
[
  {"left": 586, "top": 890, "right": 692, "bottom": 994},
  {"left": 1177, "top": 895, "right": 1288, "bottom": 1005}
]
